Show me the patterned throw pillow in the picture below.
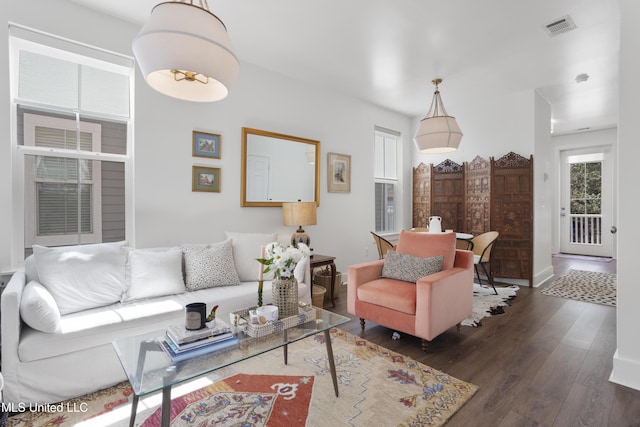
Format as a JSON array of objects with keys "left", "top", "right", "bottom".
[
  {"left": 183, "top": 239, "right": 241, "bottom": 291},
  {"left": 381, "top": 251, "right": 443, "bottom": 283}
]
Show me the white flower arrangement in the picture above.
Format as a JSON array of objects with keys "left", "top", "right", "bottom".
[{"left": 257, "top": 242, "right": 310, "bottom": 280}]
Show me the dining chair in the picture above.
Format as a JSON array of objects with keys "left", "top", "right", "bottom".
[
  {"left": 370, "top": 231, "right": 394, "bottom": 259},
  {"left": 410, "top": 227, "right": 429, "bottom": 232},
  {"left": 470, "top": 231, "right": 499, "bottom": 294}
]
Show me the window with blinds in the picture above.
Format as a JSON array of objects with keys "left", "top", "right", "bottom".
[{"left": 10, "top": 25, "right": 133, "bottom": 256}]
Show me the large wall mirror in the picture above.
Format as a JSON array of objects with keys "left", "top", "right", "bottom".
[{"left": 241, "top": 127, "right": 320, "bottom": 207}]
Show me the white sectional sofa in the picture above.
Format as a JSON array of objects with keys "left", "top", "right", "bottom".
[{"left": 1, "top": 232, "right": 311, "bottom": 404}]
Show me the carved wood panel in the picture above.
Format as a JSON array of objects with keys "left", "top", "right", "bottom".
[
  {"left": 431, "top": 159, "right": 465, "bottom": 232},
  {"left": 464, "top": 156, "right": 491, "bottom": 235},
  {"left": 412, "top": 163, "right": 431, "bottom": 228},
  {"left": 490, "top": 152, "right": 533, "bottom": 284}
]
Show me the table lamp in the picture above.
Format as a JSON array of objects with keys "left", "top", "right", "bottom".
[{"left": 282, "top": 201, "right": 317, "bottom": 247}]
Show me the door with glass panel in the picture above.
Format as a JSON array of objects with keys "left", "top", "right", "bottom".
[{"left": 559, "top": 147, "right": 614, "bottom": 257}]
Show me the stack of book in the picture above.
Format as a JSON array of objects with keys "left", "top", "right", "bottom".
[{"left": 160, "top": 319, "right": 239, "bottom": 362}]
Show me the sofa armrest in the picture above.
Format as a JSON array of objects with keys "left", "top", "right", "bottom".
[
  {"left": 2, "top": 272, "right": 26, "bottom": 394},
  {"left": 347, "top": 259, "right": 384, "bottom": 313}
]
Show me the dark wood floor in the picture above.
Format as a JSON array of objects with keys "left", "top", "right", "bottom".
[{"left": 326, "top": 255, "right": 640, "bottom": 427}]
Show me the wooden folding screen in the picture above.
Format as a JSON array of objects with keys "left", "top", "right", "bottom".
[
  {"left": 490, "top": 152, "right": 534, "bottom": 284},
  {"left": 412, "top": 151, "right": 534, "bottom": 285},
  {"left": 430, "top": 159, "right": 465, "bottom": 232},
  {"left": 464, "top": 156, "right": 491, "bottom": 236},
  {"left": 412, "top": 162, "right": 431, "bottom": 228}
]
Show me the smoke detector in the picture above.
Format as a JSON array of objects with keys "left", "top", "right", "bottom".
[{"left": 544, "top": 15, "right": 577, "bottom": 37}]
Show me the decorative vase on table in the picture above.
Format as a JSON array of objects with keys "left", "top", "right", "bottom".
[
  {"left": 257, "top": 241, "right": 309, "bottom": 319},
  {"left": 272, "top": 277, "right": 299, "bottom": 318}
]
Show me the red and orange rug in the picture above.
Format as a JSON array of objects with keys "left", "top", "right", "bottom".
[{"left": 7, "top": 329, "right": 477, "bottom": 426}]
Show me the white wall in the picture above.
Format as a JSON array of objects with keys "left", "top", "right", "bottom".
[
  {"left": 533, "top": 91, "right": 554, "bottom": 287},
  {"left": 610, "top": 0, "right": 640, "bottom": 391},
  {"left": 1, "top": 0, "right": 412, "bottom": 276}
]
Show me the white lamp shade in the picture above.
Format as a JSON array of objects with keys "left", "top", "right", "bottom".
[
  {"left": 132, "top": 2, "right": 240, "bottom": 102},
  {"left": 414, "top": 115, "right": 463, "bottom": 154}
]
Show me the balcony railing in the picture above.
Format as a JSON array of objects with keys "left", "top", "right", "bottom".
[{"left": 570, "top": 214, "right": 602, "bottom": 245}]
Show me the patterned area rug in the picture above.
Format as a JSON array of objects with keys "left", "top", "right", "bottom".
[
  {"left": 7, "top": 329, "right": 477, "bottom": 427},
  {"left": 461, "top": 283, "right": 519, "bottom": 327},
  {"left": 541, "top": 269, "right": 617, "bottom": 307}
]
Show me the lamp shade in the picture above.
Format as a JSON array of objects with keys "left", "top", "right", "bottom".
[
  {"left": 282, "top": 202, "right": 317, "bottom": 226},
  {"left": 414, "top": 115, "right": 463, "bottom": 154},
  {"left": 132, "top": 2, "right": 240, "bottom": 102},
  {"left": 414, "top": 78, "right": 463, "bottom": 154}
]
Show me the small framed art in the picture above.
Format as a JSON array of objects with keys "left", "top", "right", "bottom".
[
  {"left": 192, "top": 166, "right": 221, "bottom": 193},
  {"left": 327, "top": 152, "right": 351, "bottom": 193},
  {"left": 193, "top": 131, "right": 221, "bottom": 159}
]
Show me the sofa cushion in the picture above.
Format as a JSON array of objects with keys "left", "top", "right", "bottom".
[
  {"left": 395, "top": 230, "right": 456, "bottom": 270},
  {"left": 32, "top": 241, "right": 128, "bottom": 315},
  {"left": 20, "top": 281, "right": 62, "bottom": 333},
  {"left": 18, "top": 281, "right": 276, "bottom": 362},
  {"left": 381, "top": 252, "right": 443, "bottom": 283},
  {"left": 183, "top": 239, "right": 241, "bottom": 290},
  {"left": 122, "top": 247, "right": 185, "bottom": 302},
  {"left": 226, "top": 232, "right": 277, "bottom": 281}
]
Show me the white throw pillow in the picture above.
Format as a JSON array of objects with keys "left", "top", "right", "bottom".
[
  {"left": 20, "top": 281, "right": 62, "bottom": 333},
  {"left": 122, "top": 247, "right": 186, "bottom": 302},
  {"left": 183, "top": 239, "right": 241, "bottom": 290},
  {"left": 33, "top": 241, "right": 128, "bottom": 315},
  {"left": 225, "top": 232, "right": 277, "bottom": 281}
]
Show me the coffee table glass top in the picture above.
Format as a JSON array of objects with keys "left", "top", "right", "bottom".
[{"left": 112, "top": 307, "right": 349, "bottom": 397}]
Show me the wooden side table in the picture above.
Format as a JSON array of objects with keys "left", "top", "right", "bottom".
[{"left": 309, "top": 254, "right": 336, "bottom": 308}]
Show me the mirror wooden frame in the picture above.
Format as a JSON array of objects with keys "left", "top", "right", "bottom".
[{"left": 241, "top": 127, "right": 321, "bottom": 207}]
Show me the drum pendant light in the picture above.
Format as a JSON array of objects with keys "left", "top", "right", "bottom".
[
  {"left": 414, "top": 78, "right": 463, "bottom": 153},
  {"left": 132, "top": 1, "right": 240, "bottom": 102}
]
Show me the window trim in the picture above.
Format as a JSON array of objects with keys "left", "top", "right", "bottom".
[
  {"left": 23, "top": 113, "right": 103, "bottom": 247},
  {"left": 9, "top": 25, "right": 135, "bottom": 269},
  {"left": 374, "top": 128, "right": 401, "bottom": 233}
]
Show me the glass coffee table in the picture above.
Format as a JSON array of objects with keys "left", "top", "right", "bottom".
[{"left": 112, "top": 308, "right": 349, "bottom": 427}]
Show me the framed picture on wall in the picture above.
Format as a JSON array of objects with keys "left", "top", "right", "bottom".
[
  {"left": 192, "top": 166, "right": 221, "bottom": 192},
  {"left": 327, "top": 152, "right": 351, "bottom": 193},
  {"left": 192, "top": 131, "right": 221, "bottom": 158}
]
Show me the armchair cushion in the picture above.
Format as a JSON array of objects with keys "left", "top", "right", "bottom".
[
  {"left": 381, "top": 251, "right": 443, "bottom": 283},
  {"left": 395, "top": 230, "right": 456, "bottom": 270},
  {"left": 358, "top": 278, "right": 416, "bottom": 314}
]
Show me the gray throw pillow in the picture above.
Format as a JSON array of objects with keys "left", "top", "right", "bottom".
[
  {"left": 183, "top": 239, "right": 241, "bottom": 290},
  {"left": 381, "top": 251, "right": 443, "bottom": 283}
]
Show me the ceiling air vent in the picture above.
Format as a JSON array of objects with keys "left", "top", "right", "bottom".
[{"left": 544, "top": 15, "right": 577, "bottom": 37}]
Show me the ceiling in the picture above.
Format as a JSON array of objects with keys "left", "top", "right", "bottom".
[{"left": 71, "top": 0, "right": 620, "bottom": 135}]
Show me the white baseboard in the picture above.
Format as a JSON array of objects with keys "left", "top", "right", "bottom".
[
  {"left": 610, "top": 349, "right": 640, "bottom": 391},
  {"left": 533, "top": 266, "right": 554, "bottom": 288}
]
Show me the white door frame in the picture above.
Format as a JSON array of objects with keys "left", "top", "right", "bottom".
[{"left": 558, "top": 145, "right": 615, "bottom": 257}]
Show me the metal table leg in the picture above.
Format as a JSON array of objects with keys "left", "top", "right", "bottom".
[{"left": 323, "top": 329, "right": 339, "bottom": 397}]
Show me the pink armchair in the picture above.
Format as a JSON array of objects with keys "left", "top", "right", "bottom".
[{"left": 348, "top": 230, "right": 474, "bottom": 351}]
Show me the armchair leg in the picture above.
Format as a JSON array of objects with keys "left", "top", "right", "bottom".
[
  {"left": 359, "top": 318, "right": 366, "bottom": 331},
  {"left": 421, "top": 339, "right": 429, "bottom": 352}
]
